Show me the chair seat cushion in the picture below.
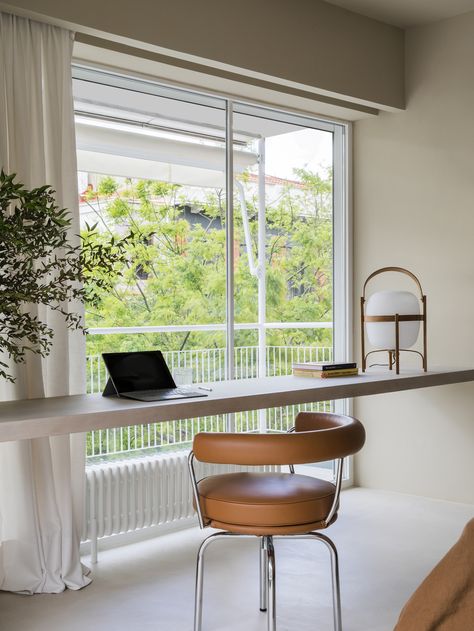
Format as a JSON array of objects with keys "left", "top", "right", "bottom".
[{"left": 196, "top": 472, "right": 336, "bottom": 534}]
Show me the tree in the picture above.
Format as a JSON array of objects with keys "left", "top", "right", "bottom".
[
  {"left": 81, "top": 170, "right": 334, "bottom": 455},
  {"left": 82, "top": 169, "right": 334, "bottom": 359}
]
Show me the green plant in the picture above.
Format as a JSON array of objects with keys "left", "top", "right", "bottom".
[{"left": 0, "top": 170, "right": 129, "bottom": 382}]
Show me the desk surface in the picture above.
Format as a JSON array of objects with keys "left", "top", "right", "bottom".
[{"left": 0, "top": 367, "right": 473, "bottom": 442}]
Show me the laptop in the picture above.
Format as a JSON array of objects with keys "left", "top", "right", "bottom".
[{"left": 101, "top": 350, "right": 208, "bottom": 401}]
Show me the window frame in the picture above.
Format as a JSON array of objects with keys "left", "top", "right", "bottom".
[{"left": 73, "top": 64, "right": 353, "bottom": 479}]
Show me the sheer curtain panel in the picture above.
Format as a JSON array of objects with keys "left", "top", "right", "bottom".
[{"left": 0, "top": 12, "right": 90, "bottom": 593}]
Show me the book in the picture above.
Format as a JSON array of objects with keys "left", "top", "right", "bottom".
[
  {"left": 293, "top": 367, "right": 358, "bottom": 378},
  {"left": 292, "top": 361, "right": 357, "bottom": 372}
]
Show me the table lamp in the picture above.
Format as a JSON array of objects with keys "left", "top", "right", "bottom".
[{"left": 360, "top": 267, "right": 427, "bottom": 374}]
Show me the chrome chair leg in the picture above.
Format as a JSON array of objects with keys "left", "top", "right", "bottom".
[
  {"left": 194, "top": 532, "right": 256, "bottom": 631},
  {"left": 266, "top": 536, "right": 276, "bottom": 631},
  {"left": 310, "top": 532, "right": 342, "bottom": 631},
  {"left": 273, "top": 532, "right": 342, "bottom": 631},
  {"left": 260, "top": 536, "right": 268, "bottom": 612},
  {"left": 194, "top": 533, "right": 233, "bottom": 631}
]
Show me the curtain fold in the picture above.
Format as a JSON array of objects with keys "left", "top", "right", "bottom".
[{"left": 0, "top": 12, "right": 91, "bottom": 593}]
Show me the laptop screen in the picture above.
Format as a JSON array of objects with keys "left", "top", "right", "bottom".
[{"left": 102, "top": 351, "right": 176, "bottom": 394}]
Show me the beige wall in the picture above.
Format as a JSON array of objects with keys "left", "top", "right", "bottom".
[
  {"left": 0, "top": 0, "right": 404, "bottom": 110},
  {"left": 353, "top": 13, "right": 474, "bottom": 503}
]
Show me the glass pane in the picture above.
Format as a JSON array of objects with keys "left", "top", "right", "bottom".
[
  {"left": 74, "top": 69, "right": 344, "bottom": 472},
  {"left": 232, "top": 104, "right": 336, "bottom": 444},
  {"left": 74, "top": 69, "right": 228, "bottom": 460}
]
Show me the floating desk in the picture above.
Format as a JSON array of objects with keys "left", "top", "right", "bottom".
[{"left": 0, "top": 367, "right": 473, "bottom": 443}]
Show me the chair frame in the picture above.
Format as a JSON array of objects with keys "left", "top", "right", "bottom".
[{"left": 188, "top": 427, "right": 345, "bottom": 631}]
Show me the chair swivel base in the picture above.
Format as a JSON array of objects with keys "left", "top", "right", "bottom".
[{"left": 193, "top": 530, "right": 342, "bottom": 631}]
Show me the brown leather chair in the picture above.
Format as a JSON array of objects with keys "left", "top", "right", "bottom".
[{"left": 188, "top": 411, "right": 366, "bottom": 631}]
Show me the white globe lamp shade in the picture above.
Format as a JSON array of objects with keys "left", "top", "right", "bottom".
[{"left": 366, "top": 290, "right": 420, "bottom": 349}]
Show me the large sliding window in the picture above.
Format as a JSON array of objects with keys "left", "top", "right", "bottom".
[{"left": 72, "top": 66, "right": 350, "bottom": 463}]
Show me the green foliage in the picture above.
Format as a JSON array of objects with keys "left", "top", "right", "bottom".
[
  {"left": 0, "top": 171, "right": 130, "bottom": 382},
  {"left": 83, "top": 170, "right": 333, "bottom": 357}
]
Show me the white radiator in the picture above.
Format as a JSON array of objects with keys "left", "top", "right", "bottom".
[{"left": 83, "top": 451, "right": 276, "bottom": 558}]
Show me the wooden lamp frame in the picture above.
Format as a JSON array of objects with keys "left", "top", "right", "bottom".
[{"left": 361, "top": 267, "right": 427, "bottom": 375}]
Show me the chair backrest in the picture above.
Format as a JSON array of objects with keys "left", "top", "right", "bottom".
[{"left": 193, "top": 412, "right": 365, "bottom": 466}]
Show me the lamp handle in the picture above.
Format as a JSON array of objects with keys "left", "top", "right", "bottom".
[{"left": 362, "top": 266, "right": 424, "bottom": 299}]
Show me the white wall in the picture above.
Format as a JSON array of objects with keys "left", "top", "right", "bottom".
[{"left": 353, "top": 12, "right": 474, "bottom": 503}]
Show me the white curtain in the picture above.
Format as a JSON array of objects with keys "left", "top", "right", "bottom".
[{"left": 0, "top": 13, "right": 91, "bottom": 593}]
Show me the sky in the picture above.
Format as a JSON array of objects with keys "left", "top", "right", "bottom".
[{"left": 264, "top": 128, "right": 333, "bottom": 180}]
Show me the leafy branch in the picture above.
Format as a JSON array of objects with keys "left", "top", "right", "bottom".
[{"left": 0, "top": 170, "right": 131, "bottom": 382}]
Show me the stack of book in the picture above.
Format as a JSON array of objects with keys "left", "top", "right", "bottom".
[{"left": 292, "top": 361, "right": 358, "bottom": 378}]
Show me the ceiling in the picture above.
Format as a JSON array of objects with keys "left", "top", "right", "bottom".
[{"left": 324, "top": 0, "right": 474, "bottom": 27}]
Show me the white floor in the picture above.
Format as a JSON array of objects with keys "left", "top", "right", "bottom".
[{"left": 1, "top": 488, "right": 472, "bottom": 631}]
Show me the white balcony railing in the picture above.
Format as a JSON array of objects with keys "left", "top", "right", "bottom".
[{"left": 86, "top": 342, "right": 333, "bottom": 460}]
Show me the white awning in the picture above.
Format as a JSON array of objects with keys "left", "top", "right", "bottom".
[{"left": 76, "top": 121, "right": 258, "bottom": 187}]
